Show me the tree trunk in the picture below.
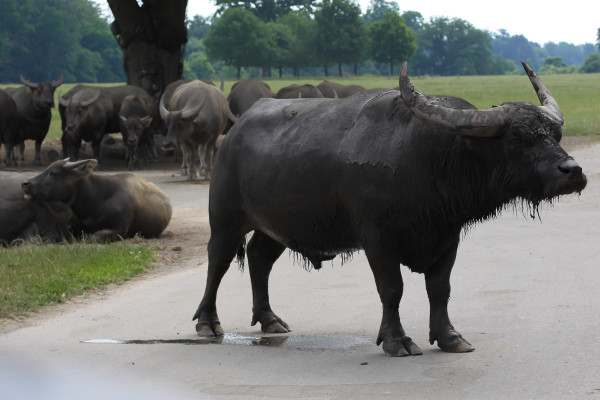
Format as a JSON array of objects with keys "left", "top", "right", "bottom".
[
  {"left": 324, "top": 65, "right": 328, "bottom": 77},
  {"left": 107, "top": 0, "right": 187, "bottom": 99},
  {"left": 338, "top": 62, "right": 342, "bottom": 77}
]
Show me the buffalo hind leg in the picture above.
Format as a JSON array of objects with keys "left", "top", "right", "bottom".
[
  {"left": 193, "top": 231, "right": 245, "bottom": 336},
  {"left": 247, "top": 231, "right": 289, "bottom": 333},
  {"left": 425, "top": 237, "right": 474, "bottom": 353},
  {"left": 365, "top": 244, "right": 422, "bottom": 357}
]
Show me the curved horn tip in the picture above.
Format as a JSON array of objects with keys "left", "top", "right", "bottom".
[
  {"left": 400, "top": 61, "right": 408, "bottom": 77},
  {"left": 521, "top": 61, "right": 536, "bottom": 76}
]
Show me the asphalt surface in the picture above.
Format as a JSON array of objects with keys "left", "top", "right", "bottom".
[{"left": 1, "top": 142, "right": 599, "bottom": 400}]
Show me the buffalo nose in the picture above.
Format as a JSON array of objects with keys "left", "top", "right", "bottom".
[
  {"left": 558, "top": 159, "right": 583, "bottom": 177},
  {"left": 21, "top": 181, "right": 31, "bottom": 191}
]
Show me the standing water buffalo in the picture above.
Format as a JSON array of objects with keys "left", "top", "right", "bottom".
[
  {"left": 192, "top": 62, "right": 587, "bottom": 356},
  {"left": 4, "top": 74, "right": 64, "bottom": 166},
  {"left": 119, "top": 92, "right": 155, "bottom": 170},
  {"left": 21, "top": 158, "right": 172, "bottom": 242},
  {"left": 0, "top": 89, "right": 19, "bottom": 166},
  {"left": 58, "top": 84, "right": 148, "bottom": 162},
  {"left": 160, "top": 80, "right": 229, "bottom": 180},
  {"left": 317, "top": 80, "right": 366, "bottom": 98},
  {"left": 228, "top": 79, "right": 273, "bottom": 117},
  {"left": 275, "top": 84, "right": 324, "bottom": 99}
]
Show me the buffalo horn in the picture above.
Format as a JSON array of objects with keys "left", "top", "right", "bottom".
[
  {"left": 51, "top": 74, "right": 64, "bottom": 88},
  {"left": 63, "top": 159, "right": 91, "bottom": 170},
  {"left": 399, "top": 62, "right": 506, "bottom": 137},
  {"left": 181, "top": 97, "right": 206, "bottom": 119},
  {"left": 228, "top": 107, "right": 239, "bottom": 124},
  {"left": 159, "top": 94, "right": 170, "bottom": 120},
  {"left": 57, "top": 90, "right": 71, "bottom": 107},
  {"left": 20, "top": 74, "right": 39, "bottom": 89},
  {"left": 81, "top": 90, "right": 101, "bottom": 107},
  {"left": 521, "top": 61, "right": 564, "bottom": 126}
]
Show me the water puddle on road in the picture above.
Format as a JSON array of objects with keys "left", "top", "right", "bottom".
[{"left": 82, "top": 333, "right": 372, "bottom": 351}]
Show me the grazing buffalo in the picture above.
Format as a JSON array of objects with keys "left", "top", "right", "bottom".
[
  {"left": 0, "top": 89, "right": 19, "bottom": 166},
  {"left": 317, "top": 80, "right": 366, "bottom": 98},
  {"left": 192, "top": 62, "right": 587, "bottom": 357},
  {"left": 4, "top": 75, "right": 64, "bottom": 166},
  {"left": 21, "top": 158, "right": 172, "bottom": 242},
  {"left": 119, "top": 92, "right": 155, "bottom": 170},
  {"left": 1, "top": 175, "right": 73, "bottom": 245},
  {"left": 275, "top": 84, "right": 324, "bottom": 99},
  {"left": 228, "top": 80, "right": 273, "bottom": 117},
  {"left": 58, "top": 84, "right": 148, "bottom": 162},
  {"left": 160, "top": 80, "right": 229, "bottom": 180}
]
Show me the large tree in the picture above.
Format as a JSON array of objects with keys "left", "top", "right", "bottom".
[
  {"left": 369, "top": 12, "right": 416, "bottom": 77},
  {"left": 314, "top": 0, "right": 369, "bottom": 76},
  {"left": 203, "top": 7, "right": 270, "bottom": 79},
  {"left": 107, "top": 0, "right": 188, "bottom": 97}
]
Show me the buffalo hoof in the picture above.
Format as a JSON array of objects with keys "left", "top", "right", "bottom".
[
  {"left": 438, "top": 336, "right": 474, "bottom": 353},
  {"left": 381, "top": 336, "right": 423, "bottom": 357},
  {"left": 252, "top": 312, "right": 291, "bottom": 333},
  {"left": 196, "top": 320, "right": 224, "bottom": 337}
]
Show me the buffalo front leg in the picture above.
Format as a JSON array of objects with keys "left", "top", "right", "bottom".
[
  {"left": 365, "top": 245, "right": 422, "bottom": 357},
  {"left": 33, "top": 138, "right": 43, "bottom": 166},
  {"left": 193, "top": 231, "right": 245, "bottom": 336},
  {"left": 247, "top": 231, "right": 289, "bottom": 333},
  {"left": 425, "top": 237, "right": 474, "bottom": 353}
]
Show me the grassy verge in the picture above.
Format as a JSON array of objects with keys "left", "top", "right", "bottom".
[{"left": 0, "top": 240, "right": 156, "bottom": 318}]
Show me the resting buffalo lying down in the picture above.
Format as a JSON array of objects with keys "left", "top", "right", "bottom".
[
  {"left": 192, "top": 62, "right": 587, "bottom": 356},
  {"left": 1, "top": 175, "right": 72, "bottom": 245},
  {"left": 22, "top": 159, "right": 172, "bottom": 241}
]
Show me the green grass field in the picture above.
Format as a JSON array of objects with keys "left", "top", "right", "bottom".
[{"left": 42, "top": 73, "right": 600, "bottom": 139}]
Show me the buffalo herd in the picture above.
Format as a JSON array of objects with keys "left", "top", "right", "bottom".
[
  {"left": 0, "top": 65, "right": 589, "bottom": 357},
  {"left": 0, "top": 76, "right": 363, "bottom": 245}
]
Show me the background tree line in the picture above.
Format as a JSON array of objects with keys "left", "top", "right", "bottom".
[{"left": 1, "top": 0, "right": 599, "bottom": 84}]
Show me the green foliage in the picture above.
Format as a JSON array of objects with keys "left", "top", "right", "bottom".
[
  {"left": 362, "top": 0, "right": 399, "bottom": 25},
  {"left": 0, "top": 240, "right": 155, "bottom": 316},
  {"left": 203, "top": 8, "right": 270, "bottom": 79},
  {"left": 579, "top": 53, "right": 600, "bottom": 73},
  {"left": 411, "top": 17, "right": 495, "bottom": 76},
  {"left": 215, "top": 0, "right": 315, "bottom": 22},
  {"left": 0, "top": 0, "right": 124, "bottom": 83},
  {"left": 314, "top": 0, "right": 370, "bottom": 76},
  {"left": 369, "top": 12, "right": 416, "bottom": 76}
]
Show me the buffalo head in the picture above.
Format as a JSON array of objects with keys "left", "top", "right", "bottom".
[
  {"left": 159, "top": 94, "right": 204, "bottom": 148},
  {"left": 22, "top": 159, "right": 97, "bottom": 203},
  {"left": 399, "top": 61, "right": 586, "bottom": 206},
  {"left": 58, "top": 89, "right": 101, "bottom": 137},
  {"left": 21, "top": 74, "right": 64, "bottom": 109}
]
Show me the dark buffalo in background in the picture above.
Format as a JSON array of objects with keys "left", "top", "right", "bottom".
[
  {"left": 159, "top": 80, "right": 229, "bottom": 180},
  {"left": 119, "top": 92, "right": 155, "bottom": 170},
  {"left": 3, "top": 75, "right": 63, "bottom": 166},
  {"left": 1, "top": 174, "right": 73, "bottom": 246},
  {"left": 317, "top": 80, "right": 366, "bottom": 98},
  {"left": 58, "top": 84, "right": 148, "bottom": 163},
  {"left": 228, "top": 80, "right": 273, "bottom": 117},
  {"left": 192, "top": 62, "right": 587, "bottom": 357},
  {"left": 0, "top": 89, "right": 19, "bottom": 167},
  {"left": 275, "top": 84, "right": 324, "bottom": 99},
  {"left": 21, "top": 158, "right": 173, "bottom": 242}
]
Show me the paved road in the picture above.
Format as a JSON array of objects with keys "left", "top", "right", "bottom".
[{"left": 2, "top": 144, "right": 599, "bottom": 400}]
